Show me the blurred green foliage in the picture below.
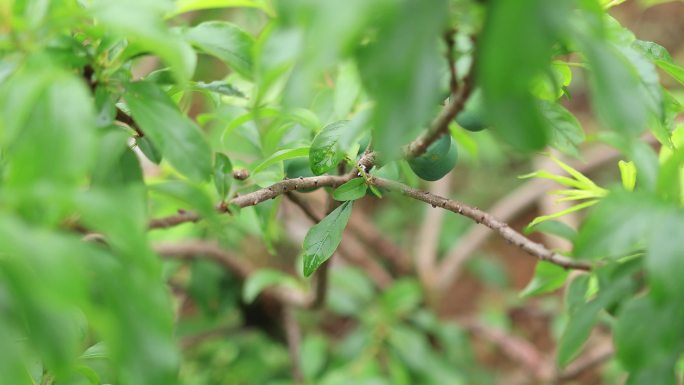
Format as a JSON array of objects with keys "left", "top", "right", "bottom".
[{"left": 1, "top": 0, "right": 684, "bottom": 384}]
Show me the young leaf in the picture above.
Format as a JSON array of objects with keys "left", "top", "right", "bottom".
[
  {"left": 525, "top": 220, "right": 577, "bottom": 241},
  {"left": 520, "top": 262, "right": 569, "bottom": 298},
  {"left": 252, "top": 147, "right": 309, "bottom": 174},
  {"left": 619, "top": 160, "right": 637, "bottom": 192},
  {"left": 309, "top": 121, "right": 347, "bottom": 175},
  {"left": 185, "top": 21, "right": 255, "bottom": 78},
  {"left": 243, "top": 269, "right": 302, "bottom": 303},
  {"left": 333, "top": 178, "right": 367, "bottom": 201},
  {"left": 214, "top": 153, "right": 233, "bottom": 201},
  {"left": 302, "top": 201, "right": 353, "bottom": 277},
  {"left": 125, "top": 81, "right": 212, "bottom": 181}
]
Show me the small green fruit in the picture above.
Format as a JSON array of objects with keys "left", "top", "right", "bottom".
[
  {"left": 454, "top": 88, "right": 487, "bottom": 132},
  {"left": 408, "top": 135, "right": 458, "bottom": 181}
]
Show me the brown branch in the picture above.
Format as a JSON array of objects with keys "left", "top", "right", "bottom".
[
  {"left": 415, "top": 175, "right": 451, "bottom": 292},
  {"left": 463, "top": 319, "right": 552, "bottom": 382},
  {"left": 347, "top": 212, "right": 411, "bottom": 275},
  {"left": 115, "top": 108, "right": 145, "bottom": 138},
  {"left": 358, "top": 68, "right": 475, "bottom": 171},
  {"left": 283, "top": 306, "right": 304, "bottom": 384},
  {"left": 149, "top": 174, "right": 352, "bottom": 230},
  {"left": 153, "top": 241, "right": 313, "bottom": 307},
  {"left": 369, "top": 177, "right": 593, "bottom": 272},
  {"left": 444, "top": 29, "right": 458, "bottom": 95},
  {"left": 403, "top": 71, "right": 474, "bottom": 160},
  {"left": 434, "top": 138, "right": 656, "bottom": 292}
]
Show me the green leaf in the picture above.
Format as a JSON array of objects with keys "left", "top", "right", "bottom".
[
  {"left": 214, "top": 153, "right": 233, "bottom": 201},
  {"left": 92, "top": 129, "right": 144, "bottom": 188},
  {"left": 90, "top": 0, "right": 196, "bottom": 83},
  {"left": 170, "top": 0, "right": 273, "bottom": 17},
  {"left": 520, "top": 262, "right": 569, "bottom": 298},
  {"left": 579, "top": 40, "right": 649, "bottom": 136},
  {"left": 309, "top": 121, "right": 347, "bottom": 175},
  {"left": 633, "top": 40, "right": 684, "bottom": 85},
  {"left": 243, "top": 269, "right": 302, "bottom": 303},
  {"left": 619, "top": 160, "right": 637, "bottom": 192},
  {"left": 0, "top": 64, "right": 96, "bottom": 188},
  {"left": 655, "top": 60, "right": 684, "bottom": 85},
  {"left": 333, "top": 178, "right": 367, "bottom": 202},
  {"left": 357, "top": 0, "right": 448, "bottom": 159},
  {"left": 136, "top": 136, "right": 163, "bottom": 164},
  {"left": 302, "top": 201, "right": 353, "bottom": 277},
  {"left": 645, "top": 213, "right": 684, "bottom": 300},
  {"left": 150, "top": 181, "right": 218, "bottom": 224},
  {"left": 381, "top": 279, "right": 423, "bottom": 316},
  {"left": 185, "top": 21, "right": 255, "bottom": 79},
  {"left": 125, "top": 81, "right": 212, "bottom": 181},
  {"left": 574, "top": 191, "right": 664, "bottom": 260},
  {"left": 368, "top": 184, "right": 383, "bottom": 199},
  {"left": 614, "top": 295, "right": 684, "bottom": 370},
  {"left": 564, "top": 274, "right": 590, "bottom": 314},
  {"left": 558, "top": 270, "right": 635, "bottom": 367},
  {"left": 541, "top": 101, "right": 585, "bottom": 157},
  {"left": 193, "top": 80, "right": 245, "bottom": 97},
  {"left": 526, "top": 220, "right": 577, "bottom": 241},
  {"left": 252, "top": 147, "right": 309, "bottom": 174},
  {"left": 478, "top": 0, "right": 572, "bottom": 150},
  {"left": 333, "top": 61, "right": 362, "bottom": 119},
  {"left": 527, "top": 200, "right": 600, "bottom": 228}
]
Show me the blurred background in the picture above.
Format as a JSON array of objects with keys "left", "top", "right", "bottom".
[{"left": 141, "top": 1, "right": 684, "bottom": 384}]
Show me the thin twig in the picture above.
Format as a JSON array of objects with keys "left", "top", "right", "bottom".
[
  {"left": 149, "top": 174, "right": 352, "bottom": 229},
  {"left": 402, "top": 71, "right": 474, "bottom": 160},
  {"left": 369, "top": 177, "right": 593, "bottom": 272},
  {"left": 463, "top": 319, "right": 553, "bottom": 382},
  {"left": 283, "top": 306, "right": 304, "bottom": 383},
  {"left": 347, "top": 212, "right": 411, "bottom": 275},
  {"left": 357, "top": 70, "right": 475, "bottom": 170},
  {"left": 444, "top": 29, "right": 458, "bottom": 95},
  {"left": 415, "top": 174, "right": 451, "bottom": 292}
]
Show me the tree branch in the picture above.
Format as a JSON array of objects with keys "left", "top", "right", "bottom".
[
  {"left": 358, "top": 69, "right": 475, "bottom": 171},
  {"left": 415, "top": 175, "right": 451, "bottom": 292},
  {"left": 283, "top": 306, "right": 304, "bottom": 384},
  {"left": 369, "top": 177, "right": 592, "bottom": 271},
  {"left": 434, "top": 139, "right": 655, "bottom": 292},
  {"left": 463, "top": 319, "right": 553, "bottom": 382},
  {"left": 149, "top": 174, "right": 352, "bottom": 230}
]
